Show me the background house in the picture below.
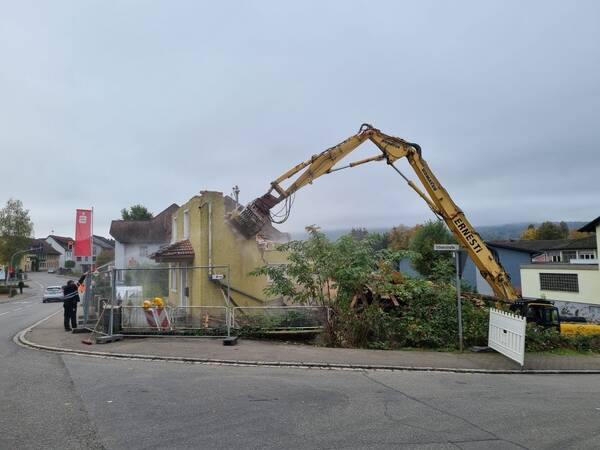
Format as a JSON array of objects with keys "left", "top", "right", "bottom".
[
  {"left": 399, "top": 240, "right": 538, "bottom": 295},
  {"left": 520, "top": 216, "right": 600, "bottom": 320},
  {"left": 45, "top": 235, "right": 75, "bottom": 269},
  {"left": 528, "top": 237, "right": 597, "bottom": 263},
  {"left": 110, "top": 204, "right": 179, "bottom": 280},
  {"left": 461, "top": 241, "right": 539, "bottom": 295},
  {"left": 19, "top": 238, "right": 60, "bottom": 272},
  {"left": 151, "top": 191, "right": 289, "bottom": 308}
]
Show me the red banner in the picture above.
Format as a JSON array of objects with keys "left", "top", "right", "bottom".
[{"left": 74, "top": 209, "right": 92, "bottom": 256}]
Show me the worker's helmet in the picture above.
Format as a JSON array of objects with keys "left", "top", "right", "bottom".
[
  {"left": 153, "top": 297, "right": 164, "bottom": 308},
  {"left": 143, "top": 300, "right": 152, "bottom": 309}
]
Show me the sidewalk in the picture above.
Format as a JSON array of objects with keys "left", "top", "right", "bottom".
[
  {"left": 0, "top": 289, "right": 37, "bottom": 304},
  {"left": 20, "top": 312, "right": 600, "bottom": 373}
]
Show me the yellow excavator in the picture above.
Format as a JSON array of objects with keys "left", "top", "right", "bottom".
[{"left": 232, "top": 124, "right": 599, "bottom": 335}]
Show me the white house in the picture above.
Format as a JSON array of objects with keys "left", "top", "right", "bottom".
[
  {"left": 520, "top": 216, "right": 600, "bottom": 320},
  {"left": 46, "top": 235, "right": 75, "bottom": 269},
  {"left": 109, "top": 204, "right": 179, "bottom": 280}
]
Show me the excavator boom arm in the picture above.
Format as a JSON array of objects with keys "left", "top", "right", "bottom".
[{"left": 233, "top": 125, "right": 519, "bottom": 301}]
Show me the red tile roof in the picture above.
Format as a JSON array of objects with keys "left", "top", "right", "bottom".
[{"left": 151, "top": 239, "right": 194, "bottom": 262}]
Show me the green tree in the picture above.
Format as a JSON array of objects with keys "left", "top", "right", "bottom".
[
  {"left": 568, "top": 229, "right": 592, "bottom": 240},
  {"left": 520, "top": 224, "right": 537, "bottom": 240},
  {"left": 0, "top": 199, "right": 34, "bottom": 266},
  {"left": 408, "top": 220, "right": 455, "bottom": 278},
  {"left": 367, "top": 232, "right": 390, "bottom": 252},
  {"left": 388, "top": 224, "right": 420, "bottom": 250},
  {"left": 251, "top": 226, "right": 487, "bottom": 350},
  {"left": 349, "top": 227, "right": 369, "bottom": 241},
  {"left": 121, "top": 204, "right": 153, "bottom": 220},
  {"left": 536, "top": 221, "right": 568, "bottom": 240},
  {"left": 251, "top": 226, "right": 400, "bottom": 306}
]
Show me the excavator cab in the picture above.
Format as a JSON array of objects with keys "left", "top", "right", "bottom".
[{"left": 510, "top": 300, "right": 560, "bottom": 331}]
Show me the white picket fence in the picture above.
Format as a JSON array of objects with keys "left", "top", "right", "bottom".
[{"left": 488, "top": 308, "right": 527, "bottom": 366}]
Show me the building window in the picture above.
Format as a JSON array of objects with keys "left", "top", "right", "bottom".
[
  {"left": 93, "top": 246, "right": 97, "bottom": 256},
  {"left": 139, "top": 245, "right": 148, "bottom": 257},
  {"left": 540, "top": 273, "right": 579, "bottom": 293},
  {"left": 172, "top": 217, "right": 177, "bottom": 243},
  {"left": 562, "top": 251, "right": 577, "bottom": 263},
  {"left": 551, "top": 254, "right": 561, "bottom": 263},
  {"left": 76, "top": 256, "right": 82, "bottom": 262},
  {"left": 92, "top": 256, "right": 96, "bottom": 262},
  {"left": 170, "top": 264, "right": 178, "bottom": 292},
  {"left": 183, "top": 209, "right": 190, "bottom": 239},
  {"left": 579, "top": 251, "right": 596, "bottom": 260}
]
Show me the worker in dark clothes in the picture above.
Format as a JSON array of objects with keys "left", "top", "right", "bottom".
[{"left": 62, "top": 273, "right": 87, "bottom": 331}]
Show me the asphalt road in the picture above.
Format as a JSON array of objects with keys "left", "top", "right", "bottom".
[{"left": 2, "top": 273, "right": 600, "bottom": 449}]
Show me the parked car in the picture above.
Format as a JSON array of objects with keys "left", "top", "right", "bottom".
[
  {"left": 42, "top": 286, "right": 63, "bottom": 303},
  {"left": 47, "top": 268, "right": 56, "bottom": 274}
]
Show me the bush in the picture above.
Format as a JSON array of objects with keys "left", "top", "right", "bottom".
[
  {"left": 526, "top": 324, "right": 600, "bottom": 353},
  {"left": 252, "top": 227, "right": 489, "bottom": 350}
]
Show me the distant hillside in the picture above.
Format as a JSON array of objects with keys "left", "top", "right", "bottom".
[
  {"left": 476, "top": 222, "right": 587, "bottom": 240},
  {"left": 289, "top": 222, "right": 588, "bottom": 242}
]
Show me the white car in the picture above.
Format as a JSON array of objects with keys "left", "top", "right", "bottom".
[{"left": 42, "top": 286, "right": 64, "bottom": 303}]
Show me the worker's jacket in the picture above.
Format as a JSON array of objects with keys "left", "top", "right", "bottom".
[{"left": 62, "top": 274, "right": 87, "bottom": 305}]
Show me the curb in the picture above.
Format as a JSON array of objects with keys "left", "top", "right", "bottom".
[{"left": 14, "top": 313, "right": 600, "bottom": 375}]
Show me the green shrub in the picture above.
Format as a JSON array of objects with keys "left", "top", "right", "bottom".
[{"left": 526, "top": 324, "right": 600, "bottom": 353}]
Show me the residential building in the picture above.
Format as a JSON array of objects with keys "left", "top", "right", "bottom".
[
  {"left": 46, "top": 235, "right": 75, "bottom": 269},
  {"left": 527, "top": 237, "right": 597, "bottom": 263},
  {"left": 110, "top": 204, "right": 179, "bottom": 278},
  {"left": 82, "top": 235, "right": 115, "bottom": 272},
  {"left": 20, "top": 239, "right": 60, "bottom": 272},
  {"left": 151, "top": 191, "right": 289, "bottom": 307},
  {"left": 46, "top": 234, "right": 114, "bottom": 272},
  {"left": 520, "top": 217, "right": 600, "bottom": 320},
  {"left": 462, "top": 241, "right": 539, "bottom": 295}
]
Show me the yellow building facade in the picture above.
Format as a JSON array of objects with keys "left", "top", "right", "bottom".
[{"left": 153, "top": 191, "right": 289, "bottom": 308}]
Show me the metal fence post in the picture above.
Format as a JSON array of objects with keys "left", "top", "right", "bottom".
[
  {"left": 109, "top": 268, "right": 116, "bottom": 336},
  {"left": 226, "top": 265, "right": 231, "bottom": 337},
  {"left": 455, "top": 251, "right": 463, "bottom": 352},
  {"left": 83, "top": 273, "right": 92, "bottom": 325}
]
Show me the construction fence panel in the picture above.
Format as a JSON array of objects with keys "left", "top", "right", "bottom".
[
  {"left": 112, "top": 265, "right": 230, "bottom": 307},
  {"left": 231, "top": 306, "right": 330, "bottom": 332},
  {"left": 86, "top": 265, "right": 231, "bottom": 336},
  {"left": 120, "top": 305, "right": 229, "bottom": 335},
  {"left": 84, "top": 264, "right": 114, "bottom": 325}
]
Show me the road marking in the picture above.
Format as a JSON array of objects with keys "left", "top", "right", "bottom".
[{"left": 0, "top": 311, "right": 10, "bottom": 317}]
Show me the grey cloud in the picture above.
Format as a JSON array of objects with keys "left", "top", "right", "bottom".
[{"left": 1, "top": 0, "right": 598, "bottom": 238}]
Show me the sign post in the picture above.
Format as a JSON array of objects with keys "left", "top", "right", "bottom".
[{"left": 434, "top": 243, "right": 463, "bottom": 352}]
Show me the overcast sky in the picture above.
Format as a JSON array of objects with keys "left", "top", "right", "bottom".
[{"left": 1, "top": 1, "right": 599, "bottom": 239}]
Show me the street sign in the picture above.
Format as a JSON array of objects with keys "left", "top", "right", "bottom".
[{"left": 434, "top": 244, "right": 459, "bottom": 251}]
